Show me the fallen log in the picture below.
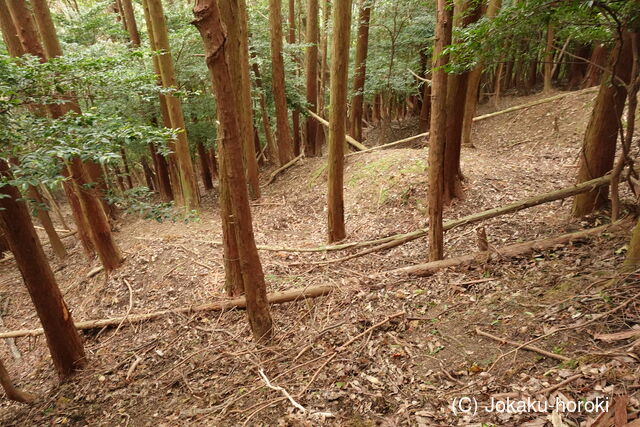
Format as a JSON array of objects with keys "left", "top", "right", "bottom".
[
  {"left": 305, "top": 173, "right": 614, "bottom": 264},
  {"left": 0, "top": 285, "right": 336, "bottom": 339},
  {"left": 266, "top": 154, "right": 303, "bottom": 185},
  {"left": 307, "top": 110, "right": 368, "bottom": 151},
  {"left": 378, "top": 222, "right": 621, "bottom": 277},
  {"left": 347, "top": 86, "right": 599, "bottom": 157}
]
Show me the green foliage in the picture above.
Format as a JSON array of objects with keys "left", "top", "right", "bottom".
[{"left": 105, "top": 186, "right": 198, "bottom": 223}]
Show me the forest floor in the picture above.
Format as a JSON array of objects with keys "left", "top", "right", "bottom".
[{"left": 1, "top": 88, "right": 639, "bottom": 426}]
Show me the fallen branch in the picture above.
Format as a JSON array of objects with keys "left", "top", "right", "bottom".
[
  {"left": 475, "top": 327, "right": 571, "bottom": 362},
  {"left": 266, "top": 153, "right": 303, "bottom": 185},
  {"left": 306, "top": 174, "right": 615, "bottom": 265},
  {"left": 0, "top": 285, "right": 336, "bottom": 339},
  {"left": 380, "top": 222, "right": 620, "bottom": 277},
  {"left": 470, "top": 86, "right": 598, "bottom": 122},
  {"left": 347, "top": 86, "right": 599, "bottom": 157},
  {"left": 346, "top": 131, "right": 429, "bottom": 157},
  {"left": 306, "top": 110, "right": 368, "bottom": 151}
]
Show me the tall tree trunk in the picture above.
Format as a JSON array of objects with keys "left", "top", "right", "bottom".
[
  {"left": 219, "top": 0, "right": 261, "bottom": 199},
  {"left": 427, "top": 0, "right": 452, "bottom": 261},
  {"left": 67, "top": 158, "right": 124, "bottom": 271},
  {"left": 268, "top": 0, "right": 295, "bottom": 165},
  {"left": 543, "top": 21, "right": 555, "bottom": 93},
  {"left": 217, "top": 149, "right": 244, "bottom": 296},
  {"left": 120, "top": 148, "right": 134, "bottom": 189},
  {"left": 326, "top": 0, "right": 352, "bottom": 243},
  {"left": 193, "top": 0, "right": 274, "bottom": 342},
  {"left": 251, "top": 55, "right": 279, "bottom": 163},
  {"left": 442, "top": 0, "right": 482, "bottom": 204},
  {"left": 582, "top": 43, "right": 607, "bottom": 88},
  {"left": 460, "top": 0, "right": 501, "bottom": 147},
  {"left": 418, "top": 76, "right": 432, "bottom": 132},
  {"left": 572, "top": 32, "right": 634, "bottom": 217},
  {"left": 141, "top": 156, "right": 157, "bottom": 191},
  {"left": 304, "top": 0, "right": 320, "bottom": 156},
  {"left": 141, "top": 1, "right": 175, "bottom": 202},
  {"left": 568, "top": 44, "right": 591, "bottom": 89},
  {"left": 208, "top": 147, "right": 219, "bottom": 179},
  {"left": 288, "top": 0, "right": 302, "bottom": 156},
  {"left": 196, "top": 142, "right": 214, "bottom": 190},
  {"left": 120, "top": 0, "right": 141, "bottom": 47},
  {"left": 0, "top": 159, "right": 85, "bottom": 381},
  {"left": 27, "top": 186, "right": 67, "bottom": 259},
  {"left": 0, "top": 0, "right": 24, "bottom": 56},
  {"left": 61, "top": 178, "right": 95, "bottom": 255},
  {"left": 144, "top": 0, "right": 200, "bottom": 210},
  {"left": 316, "top": 0, "right": 330, "bottom": 150},
  {"left": 348, "top": 0, "right": 373, "bottom": 142},
  {"left": 149, "top": 142, "right": 174, "bottom": 201}
]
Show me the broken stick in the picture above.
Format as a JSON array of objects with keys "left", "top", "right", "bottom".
[{"left": 475, "top": 327, "right": 571, "bottom": 362}]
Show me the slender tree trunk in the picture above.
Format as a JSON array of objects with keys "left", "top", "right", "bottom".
[
  {"left": 141, "top": 1, "right": 175, "bottom": 201},
  {"left": 141, "top": 156, "right": 157, "bottom": 191},
  {"left": 196, "top": 142, "right": 214, "bottom": 190},
  {"left": 145, "top": 0, "right": 200, "bottom": 210},
  {"left": 61, "top": 178, "right": 95, "bottom": 255},
  {"left": 492, "top": 62, "right": 503, "bottom": 107},
  {"left": 67, "top": 158, "right": 124, "bottom": 271},
  {"left": 193, "top": 0, "right": 274, "bottom": 342},
  {"left": 120, "top": 148, "right": 134, "bottom": 189},
  {"left": 428, "top": 0, "right": 452, "bottom": 261},
  {"left": 316, "top": 0, "right": 330, "bottom": 150},
  {"left": 120, "top": 0, "right": 141, "bottom": 47},
  {"left": 219, "top": 0, "right": 261, "bottom": 199},
  {"left": 251, "top": 55, "right": 279, "bottom": 163},
  {"left": 460, "top": 0, "right": 500, "bottom": 147},
  {"left": 0, "top": 159, "right": 85, "bottom": 381},
  {"left": 208, "top": 147, "right": 219, "bottom": 179},
  {"left": 543, "top": 21, "right": 555, "bottom": 93},
  {"left": 27, "top": 186, "right": 67, "bottom": 259},
  {"left": 39, "top": 184, "right": 71, "bottom": 231},
  {"left": 304, "top": 0, "right": 320, "bottom": 156},
  {"left": 572, "top": 32, "right": 634, "bottom": 217},
  {"left": 0, "top": 0, "right": 24, "bottom": 56},
  {"left": 268, "top": 0, "right": 295, "bottom": 165},
  {"left": 326, "top": 0, "right": 352, "bottom": 243},
  {"left": 149, "top": 142, "right": 173, "bottom": 201},
  {"left": 418, "top": 78, "right": 432, "bottom": 132},
  {"left": 348, "top": 0, "right": 373, "bottom": 142},
  {"left": 288, "top": 0, "right": 302, "bottom": 156}
]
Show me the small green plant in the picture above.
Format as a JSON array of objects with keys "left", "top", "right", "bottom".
[{"left": 106, "top": 187, "right": 198, "bottom": 223}]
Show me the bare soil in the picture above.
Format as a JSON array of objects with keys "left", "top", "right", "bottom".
[{"left": 0, "top": 89, "right": 639, "bottom": 426}]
